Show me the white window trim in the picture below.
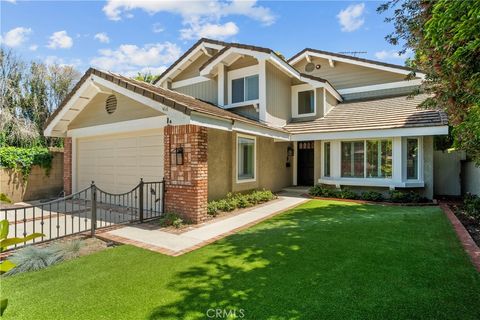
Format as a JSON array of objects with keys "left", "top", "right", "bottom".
[
  {"left": 236, "top": 133, "right": 257, "bottom": 183},
  {"left": 321, "top": 141, "right": 331, "bottom": 178},
  {"left": 403, "top": 136, "right": 423, "bottom": 182},
  {"left": 227, "top": 65, "right": 260, "bottom": 105},
  {"left": 292, "top": 84, "right": 316, "bottom": 118}
]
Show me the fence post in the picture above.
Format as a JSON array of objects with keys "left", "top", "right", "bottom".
[
  {"left": 139, "top": 178, "right": 144, "bottom": 222},
  {"left": 161, "top": 177, "right": 166, "bottom": 214},
  {"left": 91, "top": 181, "right": 97, "bottom": 236}
]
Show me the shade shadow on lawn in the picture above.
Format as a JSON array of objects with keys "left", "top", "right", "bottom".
[{"left": 3, "top": 200, "right": 480, "bottom": 320}]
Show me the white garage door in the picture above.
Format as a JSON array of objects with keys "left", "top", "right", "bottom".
[{"left": 76, "top": 129, "right": 164, "bottom": 193}]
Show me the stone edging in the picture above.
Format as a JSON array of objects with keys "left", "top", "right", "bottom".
[
  {"left": 309, "top": 195, "right": 437, "bottom": 206},
  {"left": 439, "top": 203, "right": 480, "bottom": 272}
]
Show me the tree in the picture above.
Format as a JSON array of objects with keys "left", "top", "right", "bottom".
[
  {"left": 134, "top": 71, "right": 157, "bottom": 84},
  {"left": 378, "top": 0, "right": 480, "bottom": 164}
]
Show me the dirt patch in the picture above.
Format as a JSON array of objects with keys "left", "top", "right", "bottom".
[{"left": 451, "top": 203, "right": 480, "bottom": 247}]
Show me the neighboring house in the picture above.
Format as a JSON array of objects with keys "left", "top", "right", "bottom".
[{"left": 44, "top": 38, "right": 448, "bottom": 223}]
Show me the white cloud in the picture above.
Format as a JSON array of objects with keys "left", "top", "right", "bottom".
[
  {"left": 103, "top": 0, "right": 275, "bottom": 39},
  {"left": 4, "top": 0, "right": 16, "bottom": 3},
  {"left": 0, "top": 27, "right": 32, "bottom": 47},
  {"left": 374, "top": 49, "right": 413, "bottom": 60},
  {"left": 44, "top": 55, "right": 82, "bottom": 68},
  {"left": 47, "top": 30, "right": 73, "bottom": 49},
  {"left": 94, "top": 32, "right": 110, "bottom": 43},
  {"left": 337, "top": 3, "right": 365, "bottom": 32},
  {"left": 152, "top": 23, "right": 164, "bottom": 33},
  {"left": 180, "top": 22, "right": 239, "bottom": 40},
  {"left": 90, "top": 42, "right": 181, "bottom": 76},
  {"left": 29, "top": 44, "right": 38, "bottom": 51}
]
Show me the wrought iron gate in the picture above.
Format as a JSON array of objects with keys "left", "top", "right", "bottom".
[{"left": 1, "top": 179, "right": 165, "bottom": 252}]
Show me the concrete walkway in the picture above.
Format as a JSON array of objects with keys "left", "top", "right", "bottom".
[{"left": 98, "top": 193, "right": 308, "bottom": 256}]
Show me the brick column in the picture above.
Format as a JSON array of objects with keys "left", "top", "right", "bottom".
[
  {"left": 63, "top": 137, "right": 72, "bottom": 195},
  {"left": 164, "top": 125, "right": 208, "bottom": 224}
]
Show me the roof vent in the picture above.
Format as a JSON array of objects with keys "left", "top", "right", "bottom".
[
  {"left": 105, "top": 95, "right": 117, "bottom": 114},
  {"left": 305, "top": 62, "right": 315, "bottom": 73}
]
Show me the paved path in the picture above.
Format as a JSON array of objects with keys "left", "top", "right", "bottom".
[{"left": 100, "top": 193, "right": 308, "bottom": 256}]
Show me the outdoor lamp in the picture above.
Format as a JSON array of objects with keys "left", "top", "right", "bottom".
[{"left": 175, "top": 147, "right": 184, "bottom": 165}]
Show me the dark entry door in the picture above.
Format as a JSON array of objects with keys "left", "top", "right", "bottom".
[{"left": 297, "top": 141, "right": 314, "bottom": 186}]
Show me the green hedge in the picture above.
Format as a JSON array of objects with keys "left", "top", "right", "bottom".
[
  {"left": 207, "top": 190, "right": 276, "bottom": 216},
  {"left": 309, "top": 184, "right": 427, "bottom": 203},
  {"left": 0, "top": 146, "right": 53, "bottom": 177},
  {"left": 464, "top": 193, "right": 480, "bottom": 220}
]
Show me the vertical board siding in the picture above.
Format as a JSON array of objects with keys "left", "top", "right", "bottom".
[
  {"left": 266, "top": 61, "right": 292, "bottom": 124},
  {"left": 174, "top": 79, "right": 218, "bottom": 105}
]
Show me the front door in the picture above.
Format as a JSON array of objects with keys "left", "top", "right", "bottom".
[{"left": 297, "top": 141, "right": 314, "bottom": 186}]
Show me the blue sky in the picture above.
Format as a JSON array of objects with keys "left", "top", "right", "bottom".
[{"left": 1, "top": 0, "right": 410, "bottom": 76}]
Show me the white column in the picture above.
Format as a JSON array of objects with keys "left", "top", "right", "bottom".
[
  {"left": 258, "top": 59, "right": 267, "bottom": 122},
  {"left": 392, "top": 136, "right": 403, "bottom": 187},
  {"left": 217, "top": 63, "right": 225, "bottom": 107}
]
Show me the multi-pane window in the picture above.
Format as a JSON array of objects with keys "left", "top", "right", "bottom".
[
  {"left": 237, "top": 136, "right": 255, "bottom": 180},
  {"left": 341, "top": 139, "right": 393, "bottom": 178},
  {"left": 231, "top": 75, "right": 259, "bottom": 103},
  {"left": 407, "top": 138, "right": 418, "bottom": 179},
  {"left": 324, "top": 142, "right": 331, "bottom": 177},
  {"left": 298, "top": 90, "right": 315, "bottom": 115}
]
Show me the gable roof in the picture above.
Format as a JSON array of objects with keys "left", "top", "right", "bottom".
[
  {"left": 284, "top": 94, "right": 448, "bottom": 134},
  {"left": 288, "top": 48, "right": 421, "bottom": 76},
  {"left": 45, "top": 68, "right": 288, "bottom": 134}
]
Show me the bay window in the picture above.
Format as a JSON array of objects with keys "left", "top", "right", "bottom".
[
  {"left": 406, "top": 138, "right": 418, "bottom": 179},
  {"left": 231, "top": 75, "right": 259, "bottom": 103},
  {"left": 341, "top": 139, "right": 393, "bottom": 178},
  {"left": 237, "top": 135, "right": 255, "bottom": 181}
]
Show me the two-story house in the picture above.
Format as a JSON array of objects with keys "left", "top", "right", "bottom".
[{"left": 44, "top": 38, "right": 448, "bottom": 223}]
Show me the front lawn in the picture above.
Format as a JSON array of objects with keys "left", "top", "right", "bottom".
[{"left": 2, "top": 200, "right": 480, "bottom": 319}]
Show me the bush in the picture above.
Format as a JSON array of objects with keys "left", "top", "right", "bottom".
[
  {"left": 159, "top": 213, "right": 185, "bottom": 228},
  {"left": 206, "top": 189, "right": 276, "bottom": 216},
  {"left": 464, "top": 193, "right": 480, "bottom": 220},
  {"left": 361, "top": 191, "right": 384, "bottom": 202},
  {"left": 337, "top": 188, "right": 358, "bottom": 200},
  {"left": 309, "top": 185, "right": 339, "bottom": 198},
  {"left": 388, "top": 190, "right": 423, "bottom": 203},
  {"left": 0, "top": 146, "right": 53, "bottom": 178},
  {"left": 0, "top": 193, "right": 12, "bottom": 204}
]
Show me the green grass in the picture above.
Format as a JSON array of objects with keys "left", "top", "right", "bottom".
[{"left": 2, "top": 200, "right": 480, "bottom": 319}]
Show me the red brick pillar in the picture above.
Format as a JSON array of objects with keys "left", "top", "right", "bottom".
[
  {"left": 63, "top": 137, "right": 72, "bottom": 195},
  {"left": 164, "top": 125, "right": 208, "bottom": 224}
]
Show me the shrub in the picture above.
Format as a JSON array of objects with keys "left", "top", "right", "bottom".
[
  {"left": 464, "top": 193, "right": 480, "bottom": 220},
  {"left": 0, "top": 146, "right": 53, "bottom": 178},
  {"left": 337, "top": 188, "right": 358, "bottom": 200},
  {"left": 389, "top": 190, "right": 423, "bottom": 203},
  {"left": 216, "top": 199, "right": 236, "bottom": 212},
  {"left": 309, "top": 185, "right": 339, "bottom": 198},
  {"left": 206, "top": 189, "right": 276, "bottom": 215},
  {"left": 207, "top": 201, "right": 219, "bottom": 216},
  {"left": 0, "top": 193, "right": 12, "bottom": 204},
  {"left": 361, "top": 191, "right": 384, "bottom": 202},
  {"left": 159, "top": 213, "right": 184, "bottom": 228}
]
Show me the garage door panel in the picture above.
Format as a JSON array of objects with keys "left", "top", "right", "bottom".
[{"left": 76, "top": 129, "right": 164, "bottom": 193}]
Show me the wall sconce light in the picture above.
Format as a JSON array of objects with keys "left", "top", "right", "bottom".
[
  {"left": 175, "top": 147, "right": 184, "bottom": 165},
  {"left": 287, "top": 146, "right": 294, "bottom": 157}
]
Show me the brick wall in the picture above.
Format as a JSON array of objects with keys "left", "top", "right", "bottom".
[
  {"left": 164, "top": 125, "right": 208, "bottom": 224},
  {"left": 64, "top": 137, "right": 72, "bottom": 195}
]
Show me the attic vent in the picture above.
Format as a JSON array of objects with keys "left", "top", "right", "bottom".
[
  {"left": 105, "top": 95, "right": 117, "bottom": 114},
  {"left": 305, "top": 62, "right": 315, "bottom": 73}
]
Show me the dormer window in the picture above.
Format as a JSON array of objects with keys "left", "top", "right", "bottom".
[{"left": 232, "top": 74, "right": 259, "bottom": 103}]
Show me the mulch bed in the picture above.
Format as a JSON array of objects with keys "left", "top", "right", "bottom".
[{"left": 449, "top": 202, "right": 480, "bottom": 247}]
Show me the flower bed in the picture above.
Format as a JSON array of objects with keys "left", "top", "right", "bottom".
[
  {"left": 452, "top": 193, "right": 480, "bottom": 247},
  {"left": 207, "top": 189, "right": 276, "bottom": 217}
]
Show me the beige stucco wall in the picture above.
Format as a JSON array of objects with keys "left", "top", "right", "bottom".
[
  {"left": 0, "top": 151, "right": 64, "bottom": 203},
  {"left": 207, "top": 129, "right": 293, "bottom": 200},
  {"left": 69, "top": 92, "right": 161, "bottom": 129},
  {"left": 293, "top": 58, "right": 408, "bottom": 89}
]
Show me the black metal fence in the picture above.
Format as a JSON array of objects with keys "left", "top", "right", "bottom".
[{"left": 1, "top": 179, "right": 165, "bottom": 251}]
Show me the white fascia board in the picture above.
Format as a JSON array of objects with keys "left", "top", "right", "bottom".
[
  {"left": 291, "top": 126, "right": 448, "bottom": 141},
  {"left": 67, "top": 116, "right": 169, "bottom": 138},
  {"left": 291, "top": 51, "right": 424, "bottom": 77},
  {"left": 338, "top": 79, "right": 424, "bottom": 95},
  {"left": 92, "top": 75, "right": 190, "bottom": 124},
  {"left": 171, "top": 76, "right": 211, "bottom": 89},
  {"left": 190, "top": 112, "right": 233, "bottom": 132},
  {"left": 200, "top": 48, "right": 269, "bottom": 76},
  {"left": 299, "top": 77, "right": 342, "bottom": 102},
  {"left": 232, "top": 121, "right": 290, "bottom": 141},
  {"left": 44, "top": 78, "right": 99, "bottom": 137}
]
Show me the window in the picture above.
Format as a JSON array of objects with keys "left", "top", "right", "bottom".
[
  {"left": 407, "top": 138, "right": 418, "bottom": 179},
  {"left": 366, "top": 140, "right": 392, "bottom": 178},
  {"left": 237, "top": 136, "right": 255, "bottom": 181},
  {"left": 341, "top": 139, "right": 393, "bottom": 178},
  {"left": 341, "top": 141, "right": 364, "bottom": 177},
  {"left": 324, "top": 142, "right": 331, "bottom": 177},
  {"left": 298, "top": 90, "right": 314, "bottom": 115},
  {"left": 231, "top": 75, "right": 259, "bottom": 103}
]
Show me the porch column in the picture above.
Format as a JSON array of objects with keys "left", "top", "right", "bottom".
[
  {"left": 164, "top": 125, "right": 208, "bottom": 224},
  {"left": 392, "top": 137, "right": 403, "bottom": 187},
  {"left": 63, "top": 137, "right": 72, "bottom": 195}
]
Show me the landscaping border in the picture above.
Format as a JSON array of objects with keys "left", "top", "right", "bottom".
[
  {"left": 308, "top": 195, "right": 438, "bottom": 206},
  {"left": 440, "top": 202, "right": 480, "bottom": 272}
]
